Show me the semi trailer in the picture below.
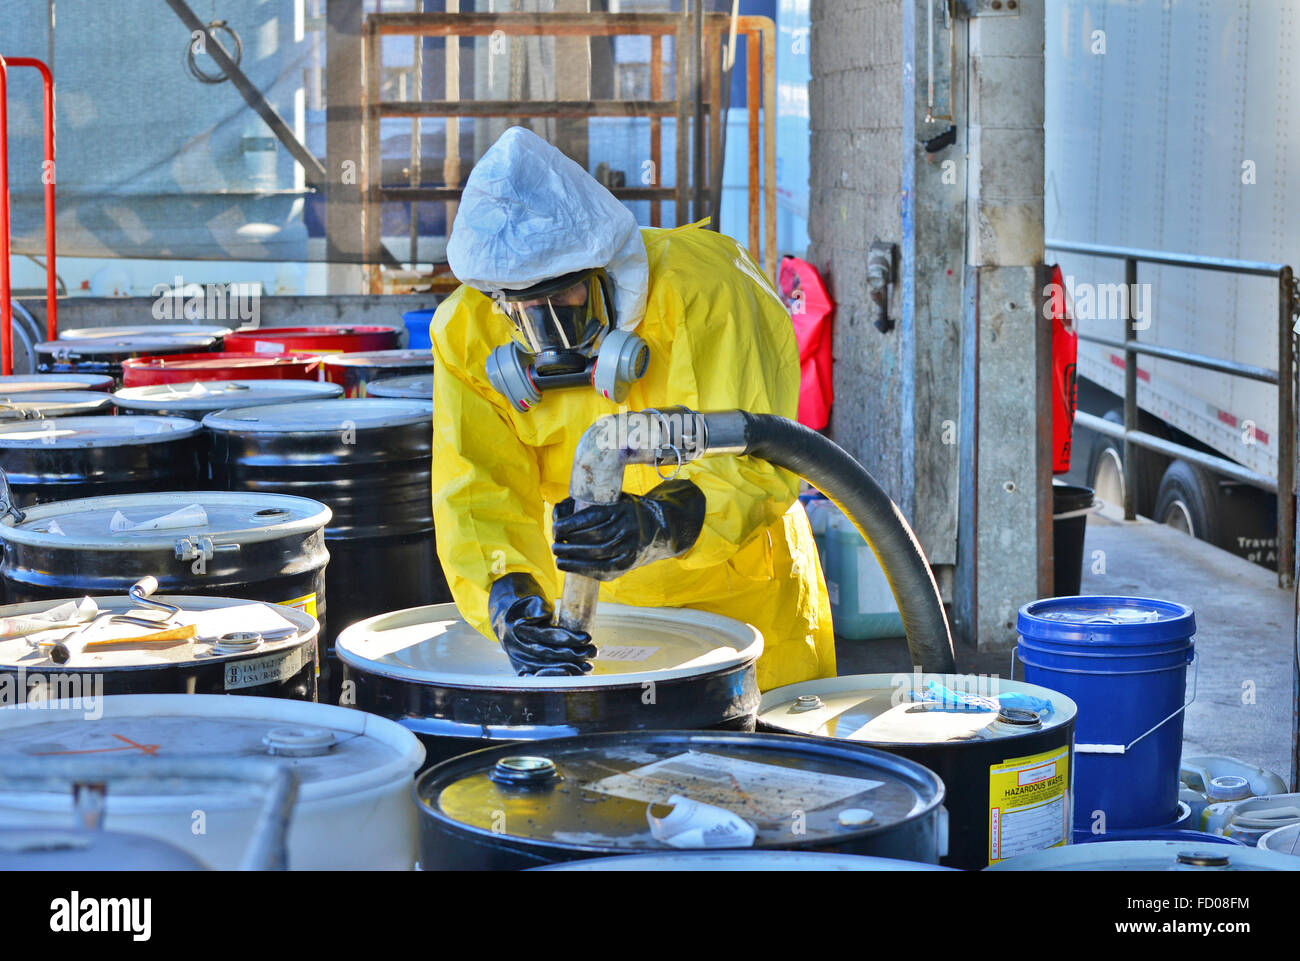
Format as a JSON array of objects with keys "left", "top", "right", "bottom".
[{"left": 1046, "top": 0, "right": 1297, "bottom": 574}]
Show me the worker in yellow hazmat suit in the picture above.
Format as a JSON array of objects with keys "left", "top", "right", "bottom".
[{"left": 430, "top": 126, "right": 835, "bottom": 691}]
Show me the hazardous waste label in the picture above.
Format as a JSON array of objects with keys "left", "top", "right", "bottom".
[{"left": 987, "top": 746, "right": 1070, "bottom": 864}]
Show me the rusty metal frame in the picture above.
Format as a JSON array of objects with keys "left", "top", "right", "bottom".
[{"left": 360, "top": 10, "right": 777, "bottom": 293}]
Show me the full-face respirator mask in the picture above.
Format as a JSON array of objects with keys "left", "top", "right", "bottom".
[{"left": 485, "top": 268, "right": 650, "bottom": 413}]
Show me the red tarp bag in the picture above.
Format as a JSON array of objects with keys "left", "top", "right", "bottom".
[
  {"left": 1047, "top": 263, "right": 1078, "bottom": 473},
  {"left": 778, "top": 256, "right": 835, "bottom": 431}
]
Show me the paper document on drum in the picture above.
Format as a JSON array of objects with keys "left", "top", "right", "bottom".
[{"left": 583, "top": 750, "right": 882, "bottom": 821}]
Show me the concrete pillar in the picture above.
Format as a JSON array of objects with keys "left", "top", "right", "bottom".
[
  {"left": 955, "top": 0, "right": 1051, "bottom": 651},
  {"left": 809, "top": 0, "right": 1048, "bottom": 653},
  {"left": 325, "top": 0, "right": 367, "bottom": 294},
  {"left": 553, "top": 0, "right": 593, "bottom": 168},
  {"left": 809, "top": 0, "right": 910, "bottom": 505}
]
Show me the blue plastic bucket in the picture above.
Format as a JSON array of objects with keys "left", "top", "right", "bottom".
[
  {"left": 1069, "top": 801, "right": 1244, "bottom": 845},
  {"left": 402, "top": 309, "right": 436, "bottom": 351},
  {"left": 1017, "top": 596, "right": 1196, "bottom": 831}
]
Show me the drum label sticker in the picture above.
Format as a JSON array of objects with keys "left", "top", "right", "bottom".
[
  {"left": 224, "top": 643, "right": 311, "bottom": 691},
  {"left": 988, "top": 746, "right": 1070, "bottom": 864},
  {"left": 595, "top": 645, "right": 659, "bottom": 662}
]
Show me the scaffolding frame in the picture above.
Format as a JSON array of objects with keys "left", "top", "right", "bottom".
[{"left": 360, "top": 10, "right": 776, "bottom": 293}]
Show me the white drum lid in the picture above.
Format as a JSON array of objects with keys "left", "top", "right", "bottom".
[
  {"left": 321, "top": 349, "right": 432, "bottom": 368},
  {"left": 0, "top": 391, "right": 114, "bottom": 415},
  {"left": 367, "top": 373, "right": 434, "bottom": 398},
  {"left": 60, "top": 325, "right": 233, "bottom": 340},
  {"left": 987, "top": 840, "right": 1300, "bottom": 871},
  {"left": 0, "top": 375, "right": 114, "bottom": 392},
  {"left": 0, "top": 490, "right": 332, "bottom": 551},
  {"left": 0, "top": 415, "right": 200, "bottom": 448},
  {"left": 203, "top": 398, "right": 433, "bottom": 433},
  {"left": 114, "top": 379, "right": 343, "bottom": 412},
  {"left": 758, "top": 673, "right": 1077, "bottom": 744},
  {"left": 0, "top": 829, "right": 209, "bottom": 870},
  {"left": 0, "top": 694, "right": 424, "bottom": 808},
  {"left": 336, "top": 601, "right": 763, "bottom": 689},
  {"left": 0, "top": 594, "right": 317, "bottom": 670},
  {"left": 39, "top": 336, "right": 218, "bottom": 355}
]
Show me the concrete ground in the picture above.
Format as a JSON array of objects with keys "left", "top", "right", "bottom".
[{"left": 834, "top": 501, "right": 1295, "bottom": 784}]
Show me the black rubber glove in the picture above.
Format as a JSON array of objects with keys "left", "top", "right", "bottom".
[
  {"left": 551, "top": 478, "right": 706, "bottom": 581},
  {"left": 488, "top": 572, "right": 597, "bottom": 677}
]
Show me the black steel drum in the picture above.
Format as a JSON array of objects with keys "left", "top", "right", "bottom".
[{"left": 205, "top": 399, "right": 445, "bottom": 701}]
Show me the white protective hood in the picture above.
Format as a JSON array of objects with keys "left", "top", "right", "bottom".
[{"left": 446, "top": 126, "right": 650, "bottom": 331}]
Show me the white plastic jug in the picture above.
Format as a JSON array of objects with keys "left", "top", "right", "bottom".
[
  {"left": 1179, "top": 755, "right": 1287, "bottom": 826},
  {"left": 821, "top": 505, "right": 904, "bottom": 640},
  {"left": 802, "top": 494, "right": 832, "bottom": 579},
  {"left": 1202, "top": 793, "right": 1300, "bottom": 846},
  {"left": 1258, "top": 823, "right": 1300, "bottom": 857}
]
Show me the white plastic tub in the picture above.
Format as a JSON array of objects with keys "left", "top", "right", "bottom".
[{"left": 0, "top": 694, "right": 425, "bottom": 870}]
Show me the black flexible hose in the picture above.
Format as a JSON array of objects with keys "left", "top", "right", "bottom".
[{"left": 739, "top": 412, "right": 956, "bottom": 673}]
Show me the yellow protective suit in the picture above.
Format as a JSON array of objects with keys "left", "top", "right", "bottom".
[{"left": 429, "top": 222, "right": 836, "bottom": 690}]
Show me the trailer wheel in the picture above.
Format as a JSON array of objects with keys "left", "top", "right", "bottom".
[
  {"left": 1085, "top": 409, "right": 1165, "bottom": 515},
  {"left": 1154, "top": 460, "right": 1220, "bottom": 544},
  {"left": 1088, "top": 422, "right": 1126, "bottom": 508}
]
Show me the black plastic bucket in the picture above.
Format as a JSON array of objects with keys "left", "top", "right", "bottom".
[{"left": 1052, "top": 483, "right": 1095, "bottom": 595}]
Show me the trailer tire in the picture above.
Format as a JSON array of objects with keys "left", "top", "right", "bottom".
[
  {"left": 1154, "top": 459, "right": 1220, "bottom": 544},
  {"left": 1086, "top": 409, "right": 1165, "bottom": 515}
]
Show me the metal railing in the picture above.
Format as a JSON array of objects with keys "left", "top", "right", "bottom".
[{"left": 1047, "top": 239, "right": 1298, "bottom": 590}]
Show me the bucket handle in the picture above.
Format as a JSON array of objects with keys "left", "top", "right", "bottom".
[
  {"left": 1010, "top": 648, "right": 1198, "bottom": 755},
  {"left": 1003, "top": 650, "right": 1196, "bottom": 754}
]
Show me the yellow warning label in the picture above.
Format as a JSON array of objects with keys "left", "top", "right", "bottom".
[
  {"left": 988, "top": 745, "right": 1070, "bottom": 865},
  {"left": 278, "top": 593, "right": 319, "bottom": 676},
  {"left": 279, "top": 592, "right": 317, "bottom": 619}
]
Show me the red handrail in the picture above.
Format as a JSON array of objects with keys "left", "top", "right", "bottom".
[
  {"left": 0, "top": 59, "right": 12, "bottom": 376},
  {"left": 0, "top": 55, "right": 58, "bottom": 375}
]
